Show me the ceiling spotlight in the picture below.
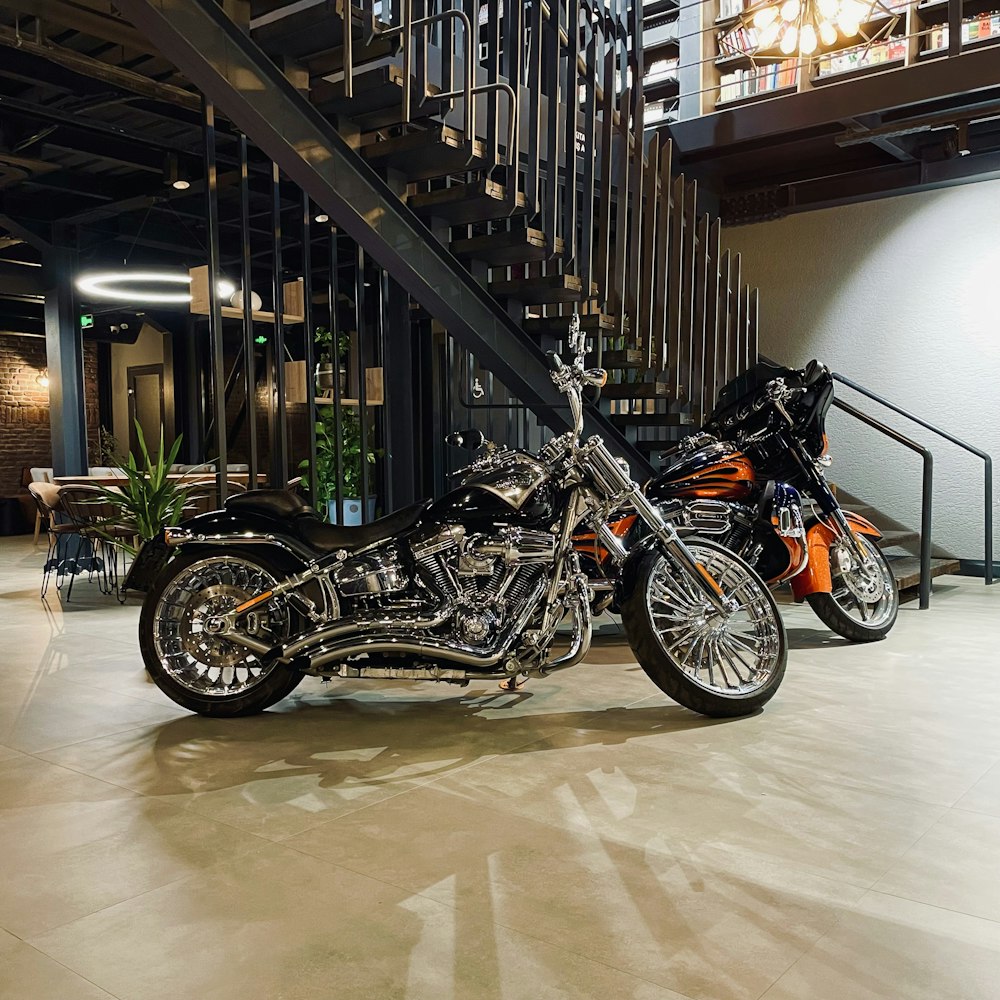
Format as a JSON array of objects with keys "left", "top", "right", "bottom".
[
  {"left": 315, "top": 213, "right": 330, "bottom": 224},
  {"left": 216, "top": 278, "right": 237, "bottom": 300},
  {"left": 76, "top": 270, "right": 193, "bottom": 305},
  {"left": 163, "top": 153, "right": 191, "bottom": 192}
]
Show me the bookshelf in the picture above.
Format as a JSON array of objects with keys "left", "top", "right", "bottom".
[
  {"left": 643, "top": 0, "right": 681, "bottom": 126},
  {"left": 682, "top": 0, "right": 998, "bottom": 117}
]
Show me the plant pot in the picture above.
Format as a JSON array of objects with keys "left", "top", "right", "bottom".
[
  {"left": 328, "top": 497, "right": 377, "bottom": 525},
  {"left": 315, "top": 362, "right": 335, "bottom": 391}
]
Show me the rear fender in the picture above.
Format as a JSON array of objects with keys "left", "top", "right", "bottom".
[
  {"left": 790, "top": 513, "right": 882, "bottom": 600},
  {"left": 122, "top": 509, "right": 314, "bottom": 593}
]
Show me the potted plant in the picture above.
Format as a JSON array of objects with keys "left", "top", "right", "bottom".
[
  {"left": 299, "top": 405, "right": 377, "bottom": 524},
  {"left": 93, "top": 421, "right": 204, "bottom": 553},
  {"left": 314, "top": 325, "right": 350, "bottom": 397}
]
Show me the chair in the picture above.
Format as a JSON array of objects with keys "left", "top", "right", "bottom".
[
  {"left": 29, "top": 468, "right": 54, "bottom": 544},
  {"left": 58, "top": 484, "right": 137, "bottom": 598},
  {"left": 28, "top": 483, "right": 82, "bottom": 598}
]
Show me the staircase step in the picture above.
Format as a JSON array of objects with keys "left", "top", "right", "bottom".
[
  {"left": 876, "top": 529, "right": 920, "bottom": 550},
  {"left": 452, "top": 227, "right": 562, "bottom": 265},
  {"left": 523, "top": 313, "right": 619, "bottom": 337},
  {"left": 254, "top": 3, "right": 394, "bottom": 65},
  {"left": 408, "top": 179, "right": 528, "bottom": 224},
  {"left": 596, "top": 349, "right": 649, "bottom": 369},
  {"left": 611, "top": 411, "right": 693, "bottom": 427},
  {"left": 601, "top": 381, "right": 670, "bottom": 399},
  {"left": 361, "top": 125, "right": 487, "bottom": 180},
  {"left": 489, "top": 274, "right": 597, "bottom": 305},
  {"left": 887, "top": 556, "right": 961, "bottom": 593},
  {"left": 313, "top": 65, "right": 444, "bottom": 129}
]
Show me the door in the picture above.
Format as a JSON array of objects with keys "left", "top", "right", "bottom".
[{"left": 127, "top": 364, "right": 165, "bottom": 459}]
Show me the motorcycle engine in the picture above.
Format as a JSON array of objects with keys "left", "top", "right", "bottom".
[{"left": 410, "top": 524, "right": 555, "bottom": 645}]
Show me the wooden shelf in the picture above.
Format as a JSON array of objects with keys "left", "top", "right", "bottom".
[
  {"left": 715, "top": 84, "right": 797, "bottom": 109},
  {"left": 189, "top": 266, "right": 305, "bottom": 324},
  {"left": 314, "top": 397, "right": 384, "bottom": 407},
  {"left": 813, "top": 57, "right": 905, "bottom": 84},
  {"left": 917, "top": 0, "right": 1000, "bottom": 23}
]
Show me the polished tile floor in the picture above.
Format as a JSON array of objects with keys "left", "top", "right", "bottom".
[{"left": 0, "top": 534, "right": 998, "bottom": 1000}]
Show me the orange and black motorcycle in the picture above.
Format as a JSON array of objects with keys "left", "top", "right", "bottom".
[{"left": 576, "top": 360, "right": 899, "bottom": 642}]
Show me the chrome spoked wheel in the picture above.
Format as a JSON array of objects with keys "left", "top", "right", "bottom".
[
  {"left": 645, "top": 542, "right": 784, "bottom": 698},
  {"left": 829, "top": 534, "right": 897, "bottom": 629},
  {"left": 152, "top": 556, "right": 290, "bottom": 698}
]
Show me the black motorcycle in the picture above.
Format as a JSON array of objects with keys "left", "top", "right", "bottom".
[
  {"left": 643, "top": 360, "right": 900, "bottom": 642},
  {"left": 126, "top": 318, "right": 787, "bottom": 718}
]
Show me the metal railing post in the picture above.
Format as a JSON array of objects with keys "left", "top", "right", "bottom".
[{"left": 920, "top": 450, "right": 933, "bottom": 610}]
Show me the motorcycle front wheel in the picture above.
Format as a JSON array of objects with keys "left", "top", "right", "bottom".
[
  {"left": 139, "top": 550, "right": 304, "bottom": 717},
  {"left": 806, "top": 533, "right": 899, "bottom": 642},
  {"left": 620, "top": 538, "right": 787, "bottom": 718}
]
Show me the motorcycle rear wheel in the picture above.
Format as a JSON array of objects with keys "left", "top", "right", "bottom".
[
  {"left": 806, "top": 534, "right": 898, "bottom": 642},
  {"left": 620, "top": 539, "right": 787, "bottom": 718},
  {"left": 139, "top": 550, "right": 304, "bottom": 717}
]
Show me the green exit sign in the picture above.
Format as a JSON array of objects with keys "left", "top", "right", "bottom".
[
  {"left": 254, "top": 334, "right": 267, "bottom": 345},
  {"left": 80, "top": 314, "right": 94, "bottom": 329}
]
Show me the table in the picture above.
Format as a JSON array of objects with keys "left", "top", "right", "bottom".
[{"left": 53, "top": 473, "right": 267, "bottom": 488}]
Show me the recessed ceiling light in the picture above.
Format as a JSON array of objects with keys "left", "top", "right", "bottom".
[
  {"left": 172, "top": 179, "right": 191, "bottom": 191},
  {"left": 315, "top": 213, "right": 330, "bottom": 223}
]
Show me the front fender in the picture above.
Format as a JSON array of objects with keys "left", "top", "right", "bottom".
[
  {"left": 613, "top": 534, "right": 660, "bottom": 606},
  {"left": 790, "top": 513, "right": 882, "bottom": 601}
]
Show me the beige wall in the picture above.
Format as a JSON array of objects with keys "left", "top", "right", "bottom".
[
  {"left": 723, "top": 180, "right": 1000, "bottom": 561},
  {"left": 110, "top": 323, "right": 167, "bottom": 455}
]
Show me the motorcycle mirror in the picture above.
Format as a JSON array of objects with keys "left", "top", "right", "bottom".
[{"left": 445, "top": 428, "right": 487, "bottom": 450}]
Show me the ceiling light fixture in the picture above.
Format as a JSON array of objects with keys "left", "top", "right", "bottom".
[
  {"left": 76, "top": 270, "right": 238, "bottom": 306},
  {"left": 743, "top": 0, "right": 897, "bottom": 58},
  {"left": 315, "top": 213, "right": 330, "bottom": 223},
  {"left": 37, "top": 369, "right": 49, "bottom": 388},
  {"left": 172, "top": 179, "right": 191, "bottom": 191}
]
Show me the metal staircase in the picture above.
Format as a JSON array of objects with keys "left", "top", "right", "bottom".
[{"left": 118, "top": 0, "right": 766, "bottom": 479}]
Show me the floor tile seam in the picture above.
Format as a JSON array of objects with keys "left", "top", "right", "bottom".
[
  {"left": 16, "top": 752, "right": 298, "bottom": 852},
  {"left": 255, "top": 840, "right": 705, "bottom": 1000},
  {"left": 861, "top": 884, "right": 1000, "bottom": 926},
  {"left": 8, "top": 938, "right": 126, "bottom": 999},
  {"left": 23, "top": 871, "right": 197, "bottom": 946},
  {"left": 24, "top": 716, "right": 185, "bottom": 756}
]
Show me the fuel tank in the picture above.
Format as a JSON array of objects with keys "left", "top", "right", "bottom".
[
  {"left": 647, "top": 441, "right": 756, "bottom": 503},
  {"left": 428, "top": 451, "right": 556, "bottom": 528}
]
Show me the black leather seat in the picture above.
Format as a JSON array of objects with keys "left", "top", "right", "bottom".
[
  {"left": 225, "top": 490, "right": 430, "bottom": 554},
  {"left": 296, "top": 500, "right": 430, "bottom": 553},
  {"left": 226, "top": 489, "right": 315, "bottom": 520}
]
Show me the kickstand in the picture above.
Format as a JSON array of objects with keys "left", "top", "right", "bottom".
[{"left": 498, "top": 673, "right": 528, "bottom": 692}]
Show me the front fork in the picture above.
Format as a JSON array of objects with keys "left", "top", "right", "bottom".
[{"left": 596, "top": 484, "right": 735, "bottom": 615}]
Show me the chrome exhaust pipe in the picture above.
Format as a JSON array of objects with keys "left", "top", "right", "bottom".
[
  {"left": 296, "top": 578, "right": 546, "bottom": 675},
  {"left": 538, "top": 576, "right": 593, "bottom": 675}
]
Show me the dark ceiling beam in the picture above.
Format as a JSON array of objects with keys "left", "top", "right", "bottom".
[
  {"left": 836, "top": 101, "right": 1000, "bottom": 148},
  {"left": 0, "top": 24, "right": 200, "bottom": 112},
  {"left": 772, "top": 148, "right": 1000, "bottom": 216},
  {"left": 840, "top": 116, "right": 916, "bottom": 163},
  {"left": 0, "top": 211, "right": 51, "bottom": 251},
  {"left": 670, "top": 48, "right": 1000, "bottom": 160},
  {"left": 0, "top": 259, "right": 44, "bottom": 296},
  {"left": 2, "top": 0, "right": 152, "bottom": 51}
]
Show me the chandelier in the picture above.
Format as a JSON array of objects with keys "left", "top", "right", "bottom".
[{"left": 742, "top": 0, "right": 899, "bottom": 57}]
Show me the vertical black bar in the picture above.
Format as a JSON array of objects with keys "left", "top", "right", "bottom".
[
  {"left": 343, "top": 0, "right": 353, "bottom": 98},
  {"left": 595, "top": 38, "right": 615, "bottom": 302},
  {"left": 485, "top": 0, "right": 501, "bottom": 168},
  {"left": 984, "top": 461, "right": 993, "bottom": 585},
  {"left": 270, "top": 162, "right": 288, "bottom": 489},
  {"left": 562, "top": 0, "right": 580, "bottom": 267},
  {"left": 238, "top": 134, "right": 258, "bottom": 489},
  {"left": 920, "top": 454, "right": 933, "bottom": 609},
  {"left": 611, "top": 85, "right": 630, "bottom": 343},
  {"left": 384, "top": 275, "right": 417, "bottom": 509},
  {"left": 328, "top": 228, "right": 345, "bottom": 523},
  {"left": 579, "top": 9, "right": 597, "bottom": 292},
  {"left": 355, "top": 244, "right": 370, "bottom": 520},
  {"left": 203, "top": 98, "right": 228, "bottom": 501},
  {"left": 525, "top": 0, "right": 543, "bottom": 213},
  {"left": 543, "top": 0, "right": 561, "bottom": 249},
  {"left": 302, "top": 191, "right": 318, "bottom": 502},
  {"left": 43, "top": 248, "right": 88, "bottom": 476},
  {"left": 948, "top": 0, "right": 961, "bottom": 55},
  {"left": 626, "top": 93, "right": 645, "bottom": 346}
]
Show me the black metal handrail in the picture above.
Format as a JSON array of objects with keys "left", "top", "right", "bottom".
[
  {"left": 832, "top": 397, "right": 934, "bottom": 610},
  {"left": 832, "top": 371, "right": 993, "bottom": 587}
]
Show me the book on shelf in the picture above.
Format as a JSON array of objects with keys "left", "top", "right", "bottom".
[
  {"left": 718, "top": 0, "right": 753, "bottom": 20},
  {"left": 718, "top": 23, "right": 761, "bottom": 56},
  {"left": 816, "top": 36, "right": 907, "bottom": 75},
  {"left": 718, "top": 59, "right": 798, "bottom": 102},
  {"left": 927, "top": 13, "right": 1000, "bottom": 51}
]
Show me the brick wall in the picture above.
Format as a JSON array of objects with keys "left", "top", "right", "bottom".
[{"left": 0, "top": 334, "right": 100, "bottom": 494}]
